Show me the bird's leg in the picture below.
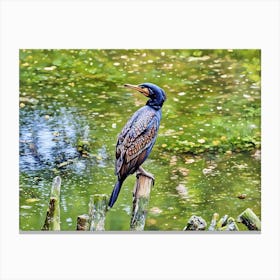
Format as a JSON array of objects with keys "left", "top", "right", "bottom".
[{"left": 136, "top": 166, "right": 155, "bottom": 181}]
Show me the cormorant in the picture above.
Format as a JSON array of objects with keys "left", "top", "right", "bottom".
[{"left": 108, "top": 83, "right": 166, "bottom": 208}]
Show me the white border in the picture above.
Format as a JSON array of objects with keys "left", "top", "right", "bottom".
[{"left": 1, "top": 0, "right": 279, "bottom": 279}]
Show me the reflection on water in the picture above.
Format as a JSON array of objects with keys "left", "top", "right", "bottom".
[
  {"left": 20, "top": 108, "right": 79, "bottom": 172},
  {"left": 19, "top": 49, "right": 261, "bottom": 231}
]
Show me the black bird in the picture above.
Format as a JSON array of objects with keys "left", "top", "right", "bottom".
[{"left": 108, "top": 83, "right": 166, "bottom": 208}]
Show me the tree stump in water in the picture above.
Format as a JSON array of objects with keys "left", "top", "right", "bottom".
[
  {"left": 219, "top": 217, "right": 239, "bottom": 231},
  {"left": 130, "top": 174, "right": 154, "bottom": 231},
  {"left": 217, "top": 214, "right": 229, "bottom": 228},
  {"left": 77, "top": 214, "right": 90, "bottom": 231},
  {"left": 237, "top": 208, "right": 261, "bottom": 230},
  {"left": 88, "top": 194, "right": 108, "bottom": 231},
  {"left": 183, "top": 215, "right": 207, "bottom": 231},
  {"left": 42, "top": 176, "right": 61, "bottom": 231},
  {"left": 208, "top": 213, "right": 219, "bottom": 231}
]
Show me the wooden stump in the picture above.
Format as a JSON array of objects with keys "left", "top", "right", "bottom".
[
  {"left": 217, "top": 214, "right": 229, "bottom": 229},
  {"left": 237, "top": 208, "right": 261, "bottom": 230},
  {"left": 208, "top": 213, "right": 219, "bottom": 231},
  {"left": 77, "top": 214, "right": 90, "bottom": 231},
  {"left": 130, "top": 174, "right": 154, "bottom": 231},
  {"left": 42, "top": 176, "right": 61, "bottom": 231},
  {"left": 183, "top": 215, "right": 207, "bottom": 231},
  {"left": 88, "top": 194, "right": 108, "bottom": 231},
  {"left": 220, "top": 217, "right": 239, "bottom": 231}
]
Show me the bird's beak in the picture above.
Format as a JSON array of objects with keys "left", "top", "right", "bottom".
[{"left": 124, "top": 84, "right": 149, "bottom": 97}]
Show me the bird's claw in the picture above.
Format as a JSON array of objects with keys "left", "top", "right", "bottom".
[{"left": 136, "top": 167, "right": 155, "bottom": 181}]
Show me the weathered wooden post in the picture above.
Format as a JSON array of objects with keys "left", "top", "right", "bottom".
[
  {"left": 237, "top": 208, "right": 261, "bottom": 230},
  {"left": 183, "top": 215, "right": 207, "bottom": 231},
  {"left": 88, "top": 194, "right": 108, "bottom": 231},
  {"left": 221, "top": 217, "right": 239, "bottom": 231},
  {"left": 130, "top": 174, "right": 154, "bottom": 231},
  {"left": 208, "top": 213, "right": 219, "bottom": 231},
  {"left": 216, "top": 214, "right": 229, "bottom": 229},
  {"left": 42, "top": 176, "right": 61, "bottom": 231},
  {"left": 76, "top": 214, "right": 90, "bottom": 231}
]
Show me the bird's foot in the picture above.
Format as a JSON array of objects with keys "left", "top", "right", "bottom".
[{"left": 136, "top": 166, "right": 155, "bottom": 181}]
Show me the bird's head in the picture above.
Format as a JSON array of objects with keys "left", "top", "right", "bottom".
[{"left": 124, "top": 83, "right": 166, "bottom": 110}]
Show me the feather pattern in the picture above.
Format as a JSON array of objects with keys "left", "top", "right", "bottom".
[{"left": 115, "top": 106, "right": 160, "bottom": 179}]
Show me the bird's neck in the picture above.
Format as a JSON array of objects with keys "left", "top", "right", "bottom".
[{"left": 146, "top": 99, "right": 162, "bottom": 110}]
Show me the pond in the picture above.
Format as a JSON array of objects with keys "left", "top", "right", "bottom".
[{"left": 19, "top": 49, "right": 261, "bottom": 231}]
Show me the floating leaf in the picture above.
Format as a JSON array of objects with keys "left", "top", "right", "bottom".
[
  {"left": 212, "top": 140, "right": 220, "bottom": 146},
  {"left": 43, "top": 65, "right": 56, "bottom": 71},
  {"left": 197, "top": 138, "right": 206, "bottom": 144},
  {"left": 26, "top": 198, "right": 40, "bottom": 203}
]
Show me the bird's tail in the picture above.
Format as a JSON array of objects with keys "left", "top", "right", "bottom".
[{"left": 108, "top": 180, "right": 123, "bottom": 208}]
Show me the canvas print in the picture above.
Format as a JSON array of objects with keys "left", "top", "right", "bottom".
[{"left": 19, "top": 49, "right": 261, "bottom": 231}]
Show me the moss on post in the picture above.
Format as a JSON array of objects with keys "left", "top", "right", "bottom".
[
  {"left": 130, "top": 174, "right": 154, "bottom": 231},
  {"left": 88, "top": 194, "right": 108, "bottom": 231},
  {"left": 42, "top": 176, "right": 61, "bottom": 231}
]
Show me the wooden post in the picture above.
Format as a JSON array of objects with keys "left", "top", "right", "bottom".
[
  {"left": 216, "top": 214, "right": 228, "bottom": 229},
  {"left": 130, "top": 174, "right": 154, "bottom": 231},
  {"left": 237, "top": 208, "right": 261, "bottom": 230},
  {"left": 77, "top": 214, "right": 90, "bottom": 231},
  {"left": 183, "top": 215, "right": 207, "bottom": 231},
  {"left": 220, "top": 217, "right": 239, "bottom": 231},
  {"left": 88, "top": 194, "right": 108, "bottom": 231},
  {"left": 208, "top": 213, "right": 219, "bottom": 231},
  {"left": 42, "top": 176, "right": 61, "bottom": 231}
]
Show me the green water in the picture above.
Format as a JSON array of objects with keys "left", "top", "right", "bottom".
[{"left": 19, "top": 49, "right": 261, "bottom": 231}]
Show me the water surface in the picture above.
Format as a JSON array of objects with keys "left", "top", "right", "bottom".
[{"left": 19, "top": 49, "right": 261, "bottom": 231}]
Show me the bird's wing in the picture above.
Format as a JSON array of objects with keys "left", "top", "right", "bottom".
[
  {"left": 117, "top": 107, "right": 155, "bottom": 142},
  {"left": 125, "top": 117, "right": 158, "bottom": 163},
  {"left": 115, "top": 108, "right": 158, "bottom": 178}
]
